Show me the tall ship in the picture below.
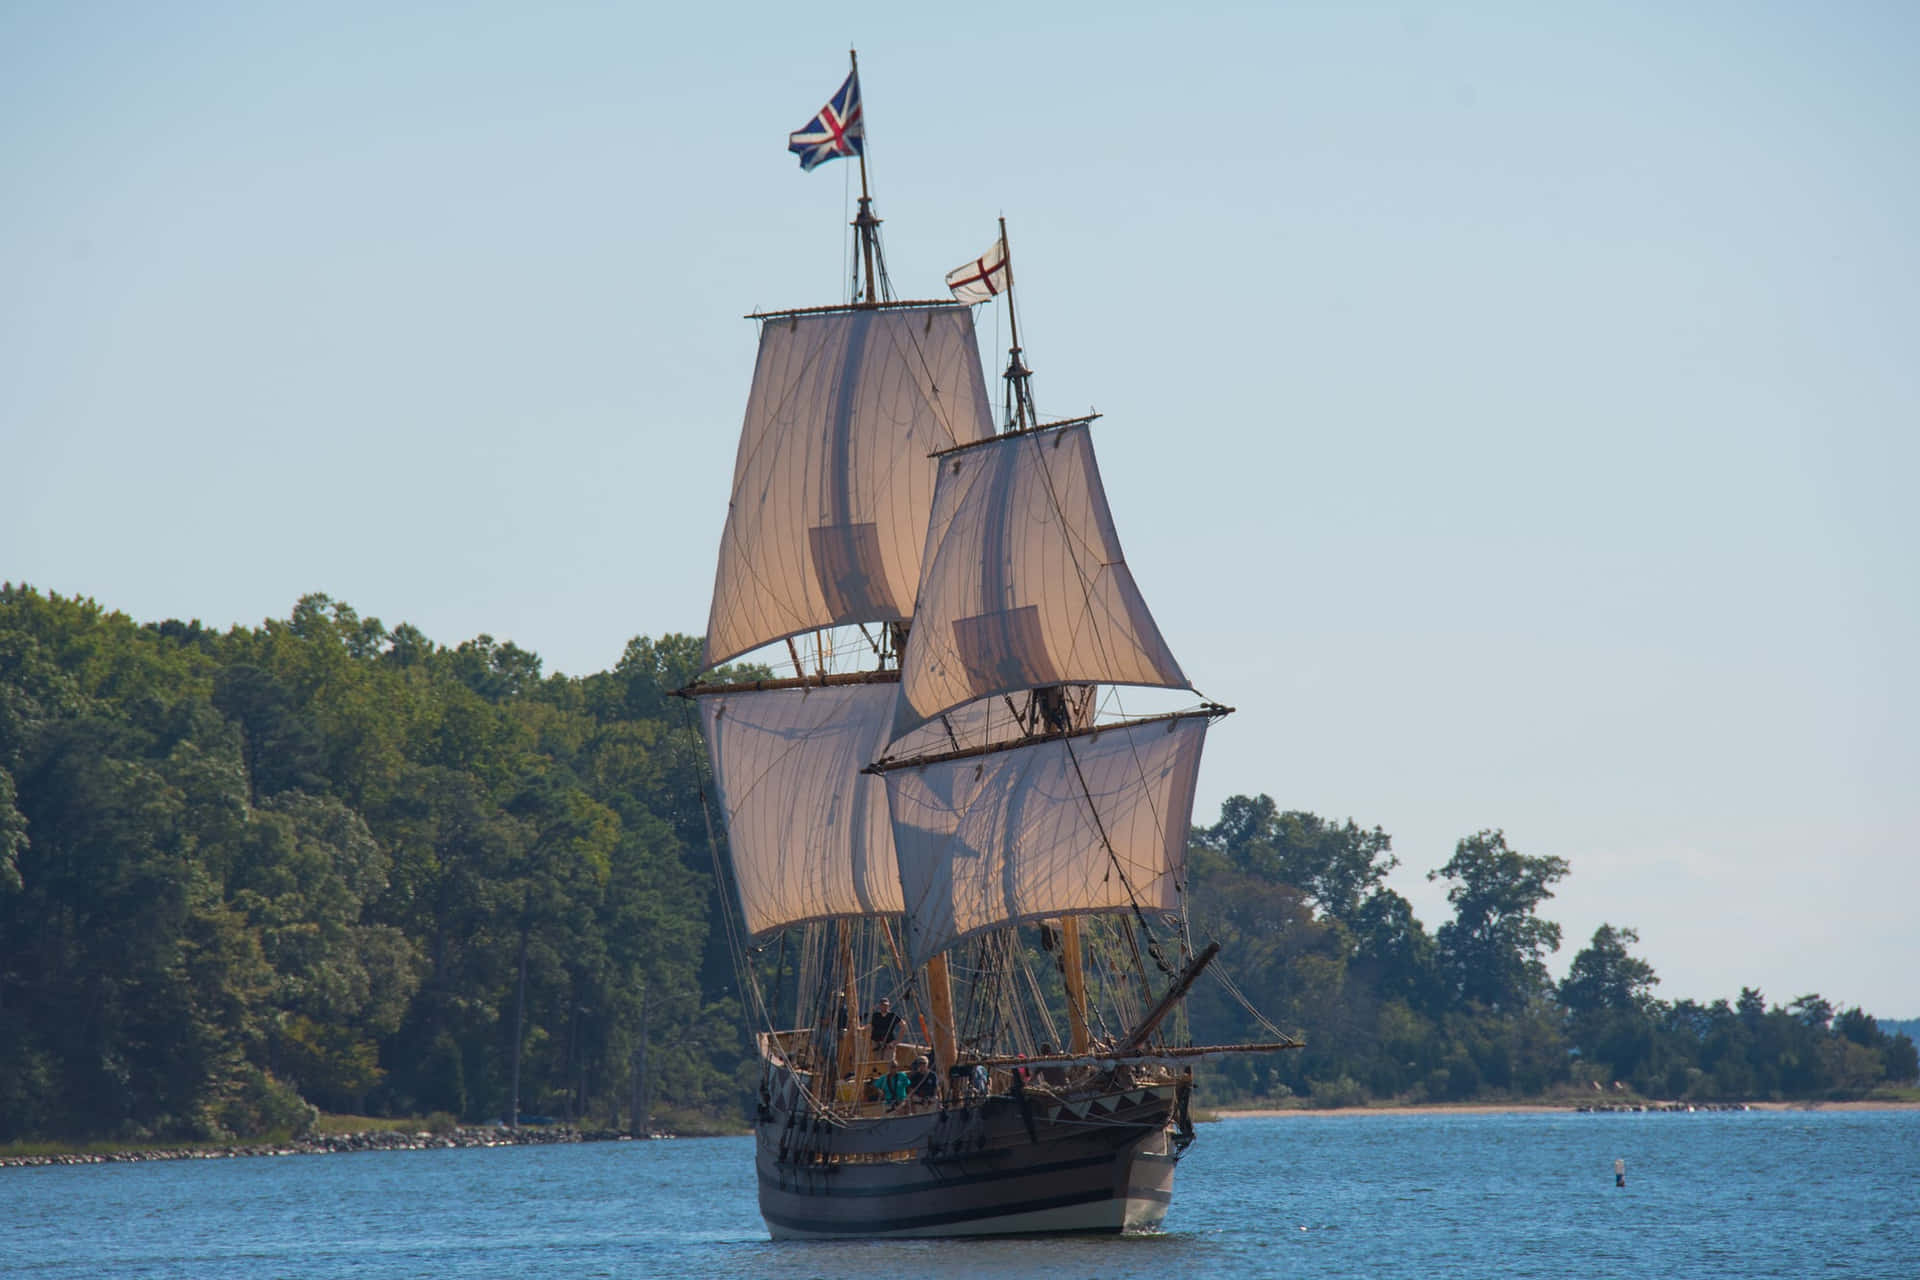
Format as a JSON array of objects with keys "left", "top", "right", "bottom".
[{"left": 681, "top": 55, "right": 1298, "bottom": 1239}]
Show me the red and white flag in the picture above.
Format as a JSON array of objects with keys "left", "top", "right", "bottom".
[{"left": 945, "top": 240, "right": 1009, "bottom": 303}]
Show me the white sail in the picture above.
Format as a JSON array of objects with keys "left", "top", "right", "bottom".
[
  {"left": 884, "top": 714, "right": 1211, "bottom": 968},
  {"left": 703, "top": 305, "right": 996, "bottom": 670},
  {"left": 893, "top": 422, "right": 1187, "bottom": 738},
  {"left": 699, "top": 682, "right": 903, "bottom": 936},
  {"left": 699, "top": 681, "right": 1022, "bottom": 937}
]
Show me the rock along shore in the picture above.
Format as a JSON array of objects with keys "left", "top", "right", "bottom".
[{"left": 0, "top": 1125, "right": 657, "bottom": 1169}]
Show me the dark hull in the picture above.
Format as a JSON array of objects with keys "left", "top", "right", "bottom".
[{"left": 755, "top": 1081, "right": 1182, "bottom": 1239}]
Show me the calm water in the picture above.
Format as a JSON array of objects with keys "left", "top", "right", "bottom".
[{"left": 5, "top": 1111, "right": 1916, "bottom": 1278}]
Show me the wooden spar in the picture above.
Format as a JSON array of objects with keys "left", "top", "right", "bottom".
[
  {"left": 959, "top": 1038, "right": 1302, "bottom": 1069},
  {"left": 675, "top": 669, "right": 899, "bottom": 698},
  {"left": 1115, "top": 941, "right": 1220, "bottom": 1056},
  {"left": 1059, "top": 917, "right": 1092, "bottom": 1055},
  {"left": 866, "top": 705, "right": 1233, "bottom": 774},
  {"left": 927, "top": 413, "right": 1102, "bottom": 459},
  {"left": 746, "top": 298, "right": 956, "bottom": 321},
  {"left": 924, "top": 953, "right": 959, "bottom": 1081}
]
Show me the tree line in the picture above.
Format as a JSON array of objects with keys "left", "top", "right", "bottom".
[
  {"left": 1, "top": 587, "right": 1912, "bottom": 1142},
  {"left": 1, "top": 587, "right": 740, "bottom": 1142},
  {"left": 1182, "top": 797, "right": 1917, "bottom": 1104}
]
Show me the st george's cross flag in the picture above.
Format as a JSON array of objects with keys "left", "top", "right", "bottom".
[
  {"left": 788, "top": 70, "right": 864, "bottom": 171},
  {"left": 945, "top": 239, "right": 1010, "bottom": 303}
]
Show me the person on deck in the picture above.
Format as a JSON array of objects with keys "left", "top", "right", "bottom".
[
  {"left": 906, "top": 1055, "right": 938, "bottom": 1103},
  {"left": 879, "top": 1066, "right": 911, "bottom": 1109},
  {"left": 869, "top": 997, "right": 904, "bottom": 1051}
]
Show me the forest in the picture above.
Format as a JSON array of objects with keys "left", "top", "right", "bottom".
[{"left": 1, "top": 585, "right": 1913, "bottom": 1143}]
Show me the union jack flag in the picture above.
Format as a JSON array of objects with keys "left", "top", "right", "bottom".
[{"left": 788, "top": 70, "right": 864, "bottom": 171}]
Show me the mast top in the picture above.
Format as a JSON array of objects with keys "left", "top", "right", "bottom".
[{"left": 848, "top": 49, "right": 887, "bottom": 306}]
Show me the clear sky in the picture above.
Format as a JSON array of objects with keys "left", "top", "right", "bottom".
[{"left": 4, "top": 3, "right": 1915, "bottom": 1016}]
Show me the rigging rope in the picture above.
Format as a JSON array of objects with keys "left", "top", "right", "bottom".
[{"left": 1206, "top": 959, "right": 1295, "bottom": 1044}]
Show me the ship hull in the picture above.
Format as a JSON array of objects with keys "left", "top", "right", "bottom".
[{"left": 755, "top": 1081, "right": 1182, "bottom": 1239}]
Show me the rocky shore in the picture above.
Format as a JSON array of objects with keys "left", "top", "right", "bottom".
[
  {"left": 1573, "top": 1102, "right": 1752, "bottom": 1113},
  {"left": 0, "top": 1125, "right": 651, "bottom": 1169}
]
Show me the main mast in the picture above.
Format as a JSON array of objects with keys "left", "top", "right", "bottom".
[
  {"left": 690, "top": 54, "right": 1007, "bottom": 1110},
  {"left": 850, "top": 50, "right": 887, "bottom": 307}
]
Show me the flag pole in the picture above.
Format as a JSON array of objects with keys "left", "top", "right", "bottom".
[
  {"left": 850, "top": 48, "right": 882, "bottom": 305},
  {"left": 999, "top": 216, "right": 1033, "bottom": 432}
]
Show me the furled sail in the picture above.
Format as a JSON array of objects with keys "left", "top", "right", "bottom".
[
  {"left": 893, "top": 422, "right": 1187, "bottom": 738},
  {"left": 882, "top": 713, "right": 1211, "bottom": 968},
  {"left": 703, "top": 305, "right": 996, "bottom": 670},
  {"left": 699, "top": 681, "right": 1022, "bottom": 937}
]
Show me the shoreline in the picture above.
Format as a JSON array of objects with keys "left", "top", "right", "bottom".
[
  {"left": 0, "top": 1125, "right": 653, "bottom": 1170},
  {"left": 1212, "top": 1099, "right": 1920, "bottom": 1118},
  {"left": 13, "top": 1098, "right": 1915, "bottom": 1166}
]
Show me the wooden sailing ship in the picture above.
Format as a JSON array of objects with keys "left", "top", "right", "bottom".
[{"left": 681, "top": 54, "right": 1298, "bottom": 1238}]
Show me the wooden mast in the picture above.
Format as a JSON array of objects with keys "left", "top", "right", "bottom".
[
  {"left": 1059, "top": 917, "right": 1093, "bottom": 1054},
  {"left": 998, "top": 216, "right": 1034, "bottom": 431},
  {"left": 1001, "top": 219, "right": 1091, "bottom": 1053},
  {"left": 834, "top": 56, "right": 945, "bottom": 1075},
  {"left": 850, "top": 49, "right": 882, "bottom": 305},
  {"left": 924, "top": 953, "right": 958, "bottom": 1084}
]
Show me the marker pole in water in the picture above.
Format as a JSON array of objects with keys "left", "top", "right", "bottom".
[{"left": 1615, "top": 1158, "right": 1626, "bottom": 1188}]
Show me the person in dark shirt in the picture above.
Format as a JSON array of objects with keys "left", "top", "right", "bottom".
[
  {"left": 906, "top": 1055, "right": 938, "bottom": 1103},
  {"left": 869, "top": 997, "right": 904, "bottom": 1050}
]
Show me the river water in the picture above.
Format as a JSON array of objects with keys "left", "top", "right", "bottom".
[{"left": 5, "top": 1109, "right": 1915, "bottom": 1278}]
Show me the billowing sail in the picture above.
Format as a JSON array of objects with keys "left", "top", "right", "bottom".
[
  {"left": 893, "top": 422, "right": 1187, "bottom": 738},
  {"left": 883, "top": 714, "right": 1211, "bottom": 968},
  {"left": 703, "top": 305, "right": 996, "bottom": 670},
  {"left": 700, "top": 682, "right": 902, "bottom": 936},
  {"left": 699, "top": 681, "right": 1021, "bottom": 937}
]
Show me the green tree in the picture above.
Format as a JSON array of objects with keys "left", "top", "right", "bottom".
[
  {"left": 1195, "top": 797, "right": 1396, "bottom": 928},
  {"left": 1560, "top": 924, "right": 1659, "bottom": 1016},
  {"left": 1429, "top": 830, "right": 1569, "bottom": 1011},
  {"left": 1560, "top": 924, "right": 1661, "bottom": 1086}
]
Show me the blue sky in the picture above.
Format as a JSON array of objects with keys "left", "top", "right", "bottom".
[{"left": 4, "top": 2, "right": 1915, "bottom": 1016}]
